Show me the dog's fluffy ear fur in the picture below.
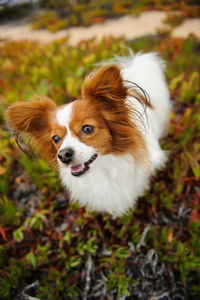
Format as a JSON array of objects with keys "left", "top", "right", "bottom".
[
  {"left": 6, "top": 98, "right": 57, "bottom": 162},
  {"left": 82, "top": 65, "right": 128, "bottom": 106},
  {"left": 82, "top": 65, "right": 147, "bottom": 159},
  {"left": 6, "top": 98, "right": 56, "bottom": 135}
]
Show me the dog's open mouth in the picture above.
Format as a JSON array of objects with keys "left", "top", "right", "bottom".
[{"left": 70, "top": 153, "right": 98, "bottom": 177}]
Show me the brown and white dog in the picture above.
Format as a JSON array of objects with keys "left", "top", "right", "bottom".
[{"left": 7, "top": 52, "right": 171, "bottom": 217}]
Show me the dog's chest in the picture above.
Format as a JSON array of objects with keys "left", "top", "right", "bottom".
[{"left": 59, "top": 154, "right": 149, "bottom": 216}]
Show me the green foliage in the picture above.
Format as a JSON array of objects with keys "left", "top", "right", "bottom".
[
  {"left": 30, "top": 0, "right": 200, "bottom": 32},
  {"left": 19, "top": 154, "right": 59, "bottom": 190},
  {"left": 0, "top": 129, "right": 15, "bottom": 194},
  {"left": 26, "top": 252, "right": 37, "bottom": 268},
  {"left": 0, "top": 33, "right": 200, "bottom": 299},
  {"left": 0, "top": 196, "right": 20, "bottom": 227},
  {"left": 0, "top": 259, "right": 31, "bottom": 300},
  {"left": 164, "top": 12, "right": 186, "bottom": 29},
  {"left": 32, "top": 11, "right": 69, "bottom": 32}
]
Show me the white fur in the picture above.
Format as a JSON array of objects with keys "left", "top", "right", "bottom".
[
  {"left": 57, "top": 52, "right": 171, "bottom": 217},
  {"left": 57, "top": 103, "right": 97, "bottom": 166}
]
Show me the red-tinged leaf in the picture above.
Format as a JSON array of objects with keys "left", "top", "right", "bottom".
[
  {"left": 194, "top": 192, "right": 200, "bottom": 206},
  {"left": 191, "top": 210, "right": 198, "bottom": 222},
  {"left": 0, "top": 166, "right": 6, "bottom": 176},
  {"left": 167, "top": 228, "right": 174, "bottom": 244},
  {"left": 151, "top": 204, "right": 157, "bottom": 217},
  {"left": 0, "top": 226, "right": 7, "bottom": 241},
  {"left": 68, "top": 273, "right": 82, "bottom": 284}
]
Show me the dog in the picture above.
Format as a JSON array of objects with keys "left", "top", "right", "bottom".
[{"left": 6, "top": 51, "right": 171, "bottom": 217}]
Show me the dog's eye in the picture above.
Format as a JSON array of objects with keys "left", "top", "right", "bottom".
[
  {"left": 82, "top": 125, "right": 95, "bottom": 135},
  {"left": 52, "top": 135, "right": 61, "bottom": 143}
]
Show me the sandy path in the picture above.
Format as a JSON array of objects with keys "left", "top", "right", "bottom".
[
  {"left": 171, "top": 18, "right": 200, "bottom": 38},
  {"left": 0, "top": 11, "right": 199, "bottom": 45}
]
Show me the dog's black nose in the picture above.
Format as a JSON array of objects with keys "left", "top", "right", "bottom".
[{"left": 58, "top": 148, "right": 74, "bottom": 164}]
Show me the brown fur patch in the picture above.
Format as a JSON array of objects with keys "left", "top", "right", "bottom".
[
  {"left": 6, "top": 66, "right": 150, "bottom": 165},
  {"left": 51, "top": 124, "right": 67, "bottom": 151},
  {"left": 6, "top": 97, "right": 66, "bottom": 164},
  {"left": 69, "top": 100, "right": 113, "bottom": 154},
  {"left": 81, "top": 66, "right": 148, "bottom": 162}
]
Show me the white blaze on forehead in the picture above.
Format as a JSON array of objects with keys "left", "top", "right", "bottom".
[
  {"left": 56, "top": 102, "right": 75, "bottom": 149},
  {"left": 56, "top": 102, "right": 96, "bottom": 163},
  {"left": 56, "top": 102, "right": 74, "bottom": 132}
]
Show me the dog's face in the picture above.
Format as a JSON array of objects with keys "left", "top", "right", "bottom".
[
  {"left": 6, "top": 65, "right": 146, "bottom": 177},
  {"left": 53, "top": 99, "right": 113, "bottom": 176}
]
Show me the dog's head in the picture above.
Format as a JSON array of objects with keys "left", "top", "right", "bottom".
[{"left": 6, "top": 66, "right": 146, "bottom": 177}]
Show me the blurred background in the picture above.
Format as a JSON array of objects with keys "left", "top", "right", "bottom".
[{"left": 0, "top": 1, "right": 200, "bottom": 300}]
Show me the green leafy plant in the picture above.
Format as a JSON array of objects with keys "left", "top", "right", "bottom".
[{"left": 0, "top": 33, "right": 199, "bottom": 299}]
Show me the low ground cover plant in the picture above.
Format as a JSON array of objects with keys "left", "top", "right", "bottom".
[
  {"left": 0, "top": 34, "right": 199, "bottom": 299},
  {"left": 32, "top": 0, "right": 200, "bottom": 32}
]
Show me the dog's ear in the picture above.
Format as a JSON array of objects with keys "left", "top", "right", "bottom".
[
  {"left": 6, "top": 98, "right": 58, "bottom": 162},
  {"left": 82, "top": 66, "right": 147, "bottom": 159},
  {"left": 6, "top": 98, "right": 56, "bottom": 137},
  {"left": 82, "top": 65, "right": 128, "bottom": 106}
]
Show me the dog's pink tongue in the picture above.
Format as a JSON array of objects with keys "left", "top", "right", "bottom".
[{"left": 71, "top": 164, "right": 84, "bottom": 173}]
